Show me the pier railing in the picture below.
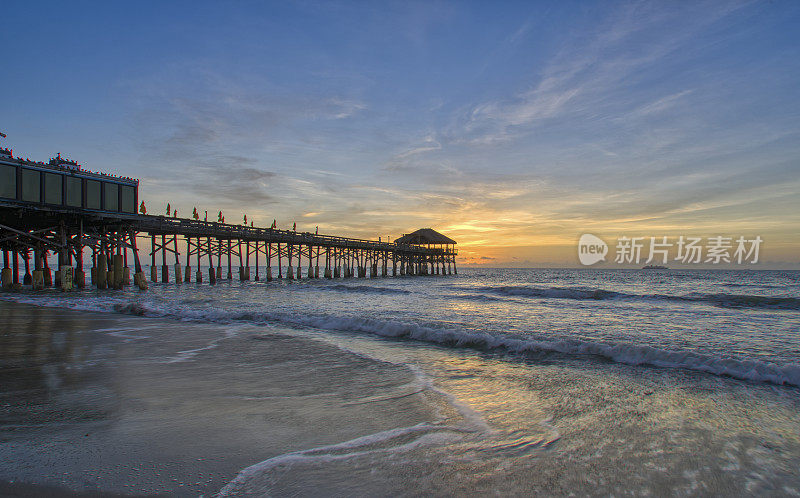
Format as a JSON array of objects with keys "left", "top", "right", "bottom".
[{"left": 0, "top": 200, "right": 457, "bottom": 291}]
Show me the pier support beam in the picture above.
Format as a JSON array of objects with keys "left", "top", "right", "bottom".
[
  {"left": 245, "top": 241, "right": 251, "bottom": 281},
  {"left": 161, "top": 235, "right": 168, "bottom": 283},
  {"left": 1, "top": 264, "right": 10, "bottom": 291},
  {"left": 128, "top": 231, "right": 147, "bottom": 291},
  {"left": 43, "top": 259, "right": 52, "bottom": 287},
  {"left": 33, "top": 270, "right": 44, "bottom": 290},
  {"left": 227, "top": 240, "right": 233, "bottom": 280},
  {"left": 266, "top": 243, "right": 272, "bottom": 281},
  {"left": 208, "top": 238, "right": 216, "bottom": 285},
  {"left": 74, "top": 240, "right": 86, "bottom": 289},
  {"left": 114, "top": 254, "right": 124, "bottom": 290},
  {"left": 106, "top": 255, "right": 114, "bottom": 288},
  {"left": 97, "top": 254, "right": 107, "bottom": 290},
  {"left": 277, "top": 243, "right": 282, "bottom": 278},
  {"left": 59, "top": 265, "right": 73, "bottom": 291},
  {"left": 32, "top": 247, "right": 44, "bottom": 290},
  {"left": 184, "top": 238, "right": 191, "bottom": 283},
  {"left": 195, "top": 237, "right": 203, "bottom": 284},
  {"left": 23, "top": 251, "right": 32, "bottom": 285},
  {"left": 171, "top": 237, "right": 180, "bottom": 285},
  {"left": 54, "top": 254, "right": 62, "bottom": 288},
  {"left": 11, "top": 250, "right": 19, "bottom": 288}
]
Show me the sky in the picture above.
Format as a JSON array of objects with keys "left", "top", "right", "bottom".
[{"left": 2, "top": 1, "right": 799, "bottom": 268}]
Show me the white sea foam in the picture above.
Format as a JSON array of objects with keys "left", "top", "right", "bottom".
[
  {"left": 165, "top": 328, "right": 240, "bottom": 363},
  {"left": 473, "top": 284, "right": 800, "bottom": 310},
  {"left": 3, "top": 293, "right": 800, "bottom": 388},
  {"left": 217, "top": 423, "right": 461, "bottom": 497},
  {"left": 323, "top": 284, "right": 411, "bottom": 295}
]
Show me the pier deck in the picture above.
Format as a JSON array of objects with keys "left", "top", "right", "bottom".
[{"left": 0, "top": 199, "right": 457, "bottom": 291}]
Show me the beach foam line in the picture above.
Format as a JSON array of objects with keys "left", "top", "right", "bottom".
[
  {"left": 4, "top": 294, "right": 800, "bottom": 388},
  {"left": 111, "top": 300, "right": 800, "bottom": 388},
  {"left": 271, "top": 313, "right": 800, "bottom": 388},
  {"left": 321, "top": 284, "right": 411, "bottom": 295},
  {"left": 470, "top": 285, "right": 800, "bottom": 310},
  {"left": 217, "top": 423, "right": 462, "bottom": 496},
  {"left": 165, "top": 328, "right": 240, "bottom": 363}
]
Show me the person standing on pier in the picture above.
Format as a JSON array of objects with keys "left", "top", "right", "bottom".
[
  {"left": 166, "top": 203, "right": 171, "bottom": 216},
  {"left": 140, "top": 201, "right": 146, "bottom": 215}
]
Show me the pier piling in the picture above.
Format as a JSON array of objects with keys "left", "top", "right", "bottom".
[{"left": 1, "top": 179, "right": 457, "bottom": 293}]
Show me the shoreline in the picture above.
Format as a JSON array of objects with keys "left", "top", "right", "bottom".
[
  {"left": 0, "top": 301, "right": 442, "bottom": 496},
  {"left": 4, "top": 286, "right": 798, "bottom": 390},
  {"left": 3, "top": 287, "right": 800, "bottom": 495}
]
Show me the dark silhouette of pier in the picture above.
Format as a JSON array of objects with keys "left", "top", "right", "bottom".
[{"left": 0, "top": 145, "right": 457, "bottom": 291}]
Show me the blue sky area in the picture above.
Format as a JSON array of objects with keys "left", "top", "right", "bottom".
[{"left": 2, "top": 1, "right": 799, "bottom": 266}]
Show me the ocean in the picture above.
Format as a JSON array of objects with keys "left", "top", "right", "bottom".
[{"left": 1, "top": 268, "right": 799, "bottom": 495}]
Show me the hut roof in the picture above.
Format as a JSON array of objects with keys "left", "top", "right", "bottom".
[{"left": 395, "top": 228, "right": 456, "bottom": 245}]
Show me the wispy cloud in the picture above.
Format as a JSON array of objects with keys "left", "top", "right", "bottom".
[
  {"left": 394, "top": 135, "right": 441, "bottom": 159},
  {"left": 110, "top": 1, "right": 798, "bottom": 265},
  {"left": 449, "top": 1, "right": 750, "bottom": 146},
  {"left": 626, "top": 89, "right": 694, "bottom": 118}
]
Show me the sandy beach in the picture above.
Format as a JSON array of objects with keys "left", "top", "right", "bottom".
[
  {"left": 0, "top": 301, "right": 439, "bottom": 496},
  {"left": 2, "top": 268, "right": 800, "bottom": 495}
]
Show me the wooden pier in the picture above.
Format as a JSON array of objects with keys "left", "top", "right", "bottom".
[
  {"left": 0, "top": 206, "right": 457, "bottom": 291},
  {"left": 0, "top": 146, "right": 456, "bottom": 291}
]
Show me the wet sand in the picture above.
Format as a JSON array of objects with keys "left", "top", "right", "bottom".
[
  {"left": 0, "top": 301, "right": 438, "bottom": 496},
  {"left": 3, "top": 295, "right": 800, "bottom": 496}
]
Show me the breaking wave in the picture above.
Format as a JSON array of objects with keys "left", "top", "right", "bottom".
[
  {"left": 476, "top": 285, "right": 621, "bottom": 301},
  {"left": 321, "top": 284, "right": 411, "bottom": 295},
  {"left": 473, "top": 285, "right": 800, "bottom": 310},
  {"left": 100, "top": 301, "right": 800, "bottom": 388},
  {"left": 4, "top": 290, "right": 799, "bottom": 389}
]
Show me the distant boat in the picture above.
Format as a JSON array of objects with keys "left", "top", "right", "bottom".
[{"left": 642, "top": 265, "right": 668, "bottom": 270}]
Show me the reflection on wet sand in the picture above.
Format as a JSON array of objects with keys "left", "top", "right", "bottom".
[{"left": 0, "top": 301, "right": 440, "bottom": 496}]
